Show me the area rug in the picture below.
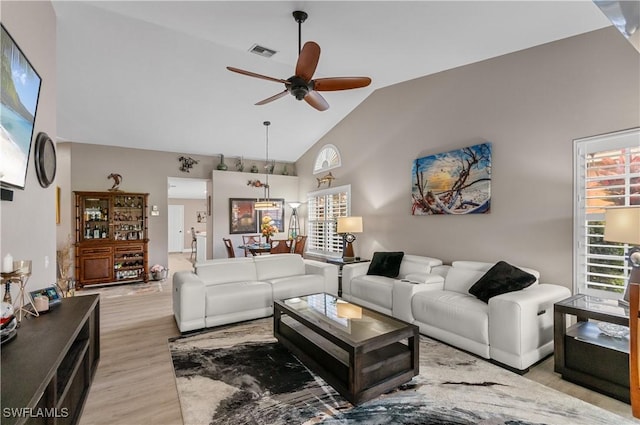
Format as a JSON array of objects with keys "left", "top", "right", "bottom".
[{"left": 169, "top": 318, "right": 634, "bottom": 425}]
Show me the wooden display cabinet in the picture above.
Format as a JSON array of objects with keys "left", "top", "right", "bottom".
[{"left": 75, "top": 191, "right": 149, "bottom": 288}]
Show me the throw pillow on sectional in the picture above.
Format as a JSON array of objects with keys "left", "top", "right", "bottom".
[
  {"left": 468, "top": 260, "right": 536, "bottom": 303},
  {"left": 367, "top": 251, "right": 405, "bottom": 278}
]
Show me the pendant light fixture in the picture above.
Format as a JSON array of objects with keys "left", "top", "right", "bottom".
[{"left": 254, "top": 121, "right": 279, "bottom": 210}]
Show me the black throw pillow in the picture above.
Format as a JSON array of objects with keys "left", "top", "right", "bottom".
[
  {"left": 468, "top": 261, "right": 536, "bottom": 303},
  {"left": 367, "top": 252, "right": 405, "bottom": 279}
]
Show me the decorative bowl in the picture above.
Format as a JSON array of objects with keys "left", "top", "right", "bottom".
[{"left": 597, "top": 322, "right": 629, "bottom": 338}]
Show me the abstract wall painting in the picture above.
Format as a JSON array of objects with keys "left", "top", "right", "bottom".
[{"left": 412, "top": 142, "right": 492, "bottom": 215}]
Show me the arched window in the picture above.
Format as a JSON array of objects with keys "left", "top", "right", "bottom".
[{"left": 313, "top": 144, "right": 341, "bottom": 174}]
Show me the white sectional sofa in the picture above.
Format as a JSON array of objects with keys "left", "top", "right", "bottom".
[
  {"left": 173, "top": 254, "right": 338, "bottom": 332},
  {"left": 341, "top": 254, "right": 443, "bottom": 315},
  {"left": 342, "top": 258, "right": 571, "bottom": 372}
]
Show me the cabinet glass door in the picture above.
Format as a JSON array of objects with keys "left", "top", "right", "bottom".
[
  {"left": 113, "top": 195, "right": 146, "bottom": 241},
  {"left": 82, "top": 196, "right": 110, "bottom": 241}
]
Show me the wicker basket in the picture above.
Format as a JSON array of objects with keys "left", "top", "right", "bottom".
[{"left": 151, "top": 269, "right": 168, "bottom": 281}]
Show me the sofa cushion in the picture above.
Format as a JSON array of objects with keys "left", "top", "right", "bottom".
[
  {"left": 367, "top": 251, "right": 404, "bottom": 278},
  {"left": 205, "top": 281, "right": 272, "bottom": 316},
  {"left": 269, "top": 274, "right": 325, "bottom": 301},
  {"left": 196, "top": 258, "right": 257, "bottom": 285},
  {"left": 468, "top": 261, "right": 537, "bottom": 303},
  {"left": 443, "top": 267, "right": 487, "bottom": 294},
  {"left": 398, "top": 255, "right": 443, "bottom": 278},
  {"left": 254, "top": 254, "right": 305, "bottom": 280},
  {"left": 412, "top": 290, "right": 489, "bottom": 345},
  {"left": 351, "top": 275, "right": 394, "bottom": 310}
]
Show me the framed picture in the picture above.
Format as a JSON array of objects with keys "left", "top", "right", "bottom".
[
  {"left": 1, "top": 24, "right": 43, "bottom": 190},
  {"left": 229, "top": 198, "right": 258, "bottom": 234},
  {"left": 257, "top": 198, "right": 285, "bottom": 232},
  {"left": 411, "top": 142, "right": 492, "bottom": 215},
  {"left": 196, "top": 211, "right": 206, "bottom": 223}
]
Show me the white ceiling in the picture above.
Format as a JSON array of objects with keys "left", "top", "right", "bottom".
[{"left": 52, "top": 1, "right": 611, "bottom": 163}]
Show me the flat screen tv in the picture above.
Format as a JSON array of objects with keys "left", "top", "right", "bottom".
[{"left": 0, "top": 24, "right": 42, "bottom": 190}]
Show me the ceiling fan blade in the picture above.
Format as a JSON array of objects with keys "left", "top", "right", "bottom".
[
  {"left": 313, "top": 77, "right": 372, "bottom": 91},
  {"left": 255, "top": 90, "right": 289, "bottom": 106},
  {"left": 295, "top": 41, "right": 321, "bottom": 81},
  {"left": 304, "top": 90, "right": 329, "bottom": 111},
  {"left": 226, "top": 66, "right": 288, "bottom": 84}
]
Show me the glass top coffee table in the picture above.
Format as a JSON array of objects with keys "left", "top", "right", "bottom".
[{"left": 273, "top": 293, "right": 419, "bottom": 405}]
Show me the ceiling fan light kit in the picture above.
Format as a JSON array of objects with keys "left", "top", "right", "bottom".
[{"left": 227, "top": 10, "right": 371, "bottom": 111}]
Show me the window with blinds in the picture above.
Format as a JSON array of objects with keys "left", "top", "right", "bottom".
[
  {"left": 307, "top": 185, "right": 350, "bottom": 257},
  {"left": 574, "top": 128, "right": 640, "bottom": 297}
]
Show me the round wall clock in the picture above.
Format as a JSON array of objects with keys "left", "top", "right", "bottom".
[{"left": 34, "top": 132, "right": 56, "bottom": 188}]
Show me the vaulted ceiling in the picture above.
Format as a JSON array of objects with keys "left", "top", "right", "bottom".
[{"left": 52, "top": 1, "right": 611, "bottom": 163}]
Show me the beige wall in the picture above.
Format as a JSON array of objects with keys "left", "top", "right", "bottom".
[
  {"left": 211, "top": 170, "right": 300, "bottom": 258},
  {"left": 1, "top": 1, "right": 57, "bottom": 295},
  {"left": 295, "top": 27, "right": 640, "bottom": 289},
  {"left": 67, "top": 144, "right": 217, "bottom": 269}
]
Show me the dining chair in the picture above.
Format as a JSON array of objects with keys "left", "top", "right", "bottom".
[
  {"left": 270, "top": 239, "right": 292, "bottom": 254},
  {"left": 242, "top": 234, "right": 261, "bottom": 257},
  {"left": 293, "top": 235, "right": 307, "bottom": 256},
  {"left": 223, "top": 238, "right": 235, "bottom": 258},
  {"left": 190, "top": 227, "right": 197, "bottom": 260}
]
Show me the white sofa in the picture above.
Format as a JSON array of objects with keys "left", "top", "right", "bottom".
[
  {"left": 173, "top": 254, "right": 338, "bottom": 332},
  {"left": 341, "top": 254, "right": 443, "bottom": 315},
  {"left": 342, "top": 259, "right": 570, "bottom": 372}
]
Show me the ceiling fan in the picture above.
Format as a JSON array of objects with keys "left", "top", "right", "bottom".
[{"left": 226, "top": 11, "right": 372, "bottom": 111}]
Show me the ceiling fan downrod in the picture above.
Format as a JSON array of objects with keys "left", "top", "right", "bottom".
[{"left": 292, "top": 10, "right": 308, "bottom": 55}]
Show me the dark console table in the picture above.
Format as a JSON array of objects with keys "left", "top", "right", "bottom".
[
  {"left": 325, "top": 257, "right": 369, "bottom": 296},
  {"left": 1, "top": 295, "right": 100, "bottom": 425},
  {"left": 554, "top": 294, "right": 629, "bottom": 403}
]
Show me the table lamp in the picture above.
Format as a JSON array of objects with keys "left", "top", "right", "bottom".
[
  {"left": 337, "top": 216, "right": 363, "bottom": 260},
  {"left": 604, "top": 206, "right": 640, "bottom": 306}
]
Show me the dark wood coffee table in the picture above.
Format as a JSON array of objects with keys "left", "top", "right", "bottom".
[{"left": 273, "top": 293, "right": 419, "bottom": 405}]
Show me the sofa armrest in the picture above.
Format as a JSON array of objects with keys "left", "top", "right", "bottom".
[
  {"left": 304, "top": 259, "right": 339, "bottom": 296},
  {"left": 341, "top": 262, "right": 371, "bottom": 297},
  {"left": 392, "top": 275, "right": 445, "bottom": 322},
  {"left": 173, "top": 271, "right": 206, "bottom": 332},
  {"left": 488, "top": 283, "right": 571, "bottom": 369}
]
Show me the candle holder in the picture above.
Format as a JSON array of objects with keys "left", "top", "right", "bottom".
[
  {"left": 11, "top": 260, "right": 38, "bottom": 322},
  {"left": 1, "top": 271, "right": 18, "bottom": 304}
]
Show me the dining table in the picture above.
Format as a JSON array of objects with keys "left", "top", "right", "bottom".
[{"left": 238, "top": 243, "right": 271, "bottom": 256}]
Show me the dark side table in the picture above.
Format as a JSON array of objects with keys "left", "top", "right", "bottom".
[
  {"left": 554, "top": 294, "right": 629, "bottom": 403},
  {"left": 325, "top": 257, "right": 370, "bottom": 296}
]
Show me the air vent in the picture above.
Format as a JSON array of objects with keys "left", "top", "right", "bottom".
[{"left": 248, "top": 44, "right": 277, "bottom": 58}]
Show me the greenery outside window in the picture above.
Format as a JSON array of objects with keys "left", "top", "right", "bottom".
[
  {"left": 307, "top": 185, "right": 350, "bottom": 257},
  {"left": 573, "top": 128, "right": 640, "bottom": 298}
]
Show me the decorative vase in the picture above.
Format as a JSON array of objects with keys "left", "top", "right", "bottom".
[
  {"left": 250, "top": 164, "right": 259, "bottom": 173},
  {"left": 217, "top": 155, "right": 228, "bottom": 171}
]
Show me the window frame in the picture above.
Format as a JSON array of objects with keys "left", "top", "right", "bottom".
[
  {"left": 573, "top": 127, "right": 640, "bottom": 298},
  {"left": 306, "top": 184, "right": 351, "bottom": 258}
]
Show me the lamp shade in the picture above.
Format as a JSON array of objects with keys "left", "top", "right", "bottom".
[
  {"left": 604, "top": 207, "right": 640, "bottom": 245},
  {"left": 337, "top": 216, "right": 363, "bottom": 234}
]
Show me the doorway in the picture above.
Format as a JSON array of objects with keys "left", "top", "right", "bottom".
[
  {"left": 168, "top": 205, "right": 184, "bottom": 253},
  {"left": 167, "top": 176, "right": 210, "bottom": 257}
]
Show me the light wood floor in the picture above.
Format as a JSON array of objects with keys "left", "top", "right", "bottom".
[{"left": 78, "top": 253, "right": 636, "bottom": 424}]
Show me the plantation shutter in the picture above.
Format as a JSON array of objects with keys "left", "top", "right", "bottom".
[
  {"left": 307, "top": 185, "right": 350, "bottom": 257},
  {"left": 574, "top": 128, "right": 640, "bottom": 298}
]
